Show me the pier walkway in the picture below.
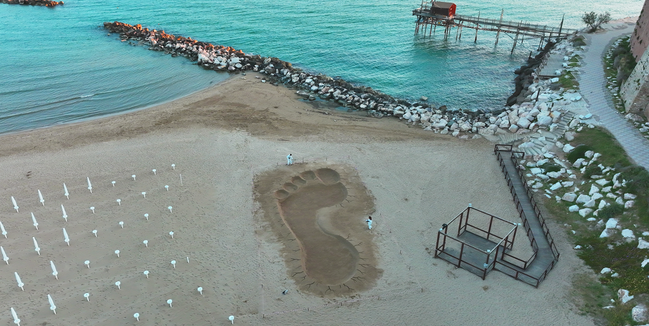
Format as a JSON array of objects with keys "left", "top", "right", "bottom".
[{"left": 413, "top": 1, "right": 577, "bottom": 52}]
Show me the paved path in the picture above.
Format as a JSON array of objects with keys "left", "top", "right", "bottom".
[{"left": 579, "top": 24, "right": 649, "bottom": 169}]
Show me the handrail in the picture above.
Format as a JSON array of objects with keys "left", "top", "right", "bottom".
[{"left": 492, "top": 145, "right": 560, "bottom": 286}]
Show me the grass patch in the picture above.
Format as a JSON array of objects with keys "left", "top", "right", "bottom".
[
  {"left": 566, "top": 144, "right": 594, "bottom": 163},
  {"left": 571, "top": 128, "right": 631, "bottom": 167},
  {"left": 559, "top": 71, "right": 579, "bottom": 89},
  {"left": 572, "top": 36, "right": 587, "bottom": 47}
]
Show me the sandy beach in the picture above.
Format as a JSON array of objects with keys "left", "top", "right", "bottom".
[{"left": 0, "top": 74, "right": 594, "bottom": 325}]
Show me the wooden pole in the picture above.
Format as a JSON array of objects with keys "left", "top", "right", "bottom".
[
  {"left": 558, "top": 14, "right": 565, "bottom": 38},
  {"left": 511, "top": 21, "right": 521, "bottom": 54},
  {"left": 474, "top": 11, "right": 480, "bottom": 43},
  {"left": 495, "top": 9, "right": 504, "bottom": 47}
]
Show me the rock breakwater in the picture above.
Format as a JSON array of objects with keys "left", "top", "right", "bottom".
[
  {"left": 2, "top": 0, "right": 63, "bottom": 7},
  {"left": 103, "top": 21, "right": 572, "bottom": 141}
]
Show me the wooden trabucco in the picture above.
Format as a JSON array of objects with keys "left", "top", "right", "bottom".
[{"left": 413, "top": 1, "right": 577, "bottom": 53}]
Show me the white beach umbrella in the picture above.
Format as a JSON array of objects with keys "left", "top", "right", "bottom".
[
  {"left": 31, "top": 212, "right": 39, "bottom": 230},
  {"left": 0, "top": 221, "right": 6, "bottom": 238},
  {"left": 132, "top": 174, "right": 136, "bottom": 181},
  {"left": 166, "top": 299, "right": 173, "bottom": 308},
  {"left": 92, "top": 229, "right": 98, "bottom": 237},
  {"left": 114, "top": 250, "right": 120, "bottom": 258},
  {"left": 62, "top": 228, "right": 70, "bottom": 246},
  {"left": 50, "top": 261, "right": 58, "bottom": 280},
  {"left": 38, "top": 189, "right": 45, "bottom": 206},
  {"left": 84, "top": 260, "right": 90, "bottom": 268},
  {"left": 116, "top": 199, "right": 121, "bottom": 206},
  {"left": 152, "top": 169, "right": 157, "bottom": 175},
  {"left": 144, "top": 213, "right": 149, "bottom": 221},
  {"left": 171, "top": 260, "right": 176, "bottom": 269},
  {"left": 168, "top": 231, "right": 174, "bottom": 239},
  {"left": 61, "top": 204, "right": 68, "bottom": 222},
  {"left": 15, "top": 272, "right": 24, "bottom": 291},
  {"left": 90, "top": 206, "right": 95, "bottom": 214},
  {"left": 168, "top": 206, "right": 173, "bottom": 213},
  {"left": 63, "top": 183, "right": 69, "bottom": 199},
  {"left": 134, "top": 313, "right": 140, "bottom": 321},
  {"left": 111, "top": 181, "right": 116, "bottom": 187},
  {"left": 33, "top": 237, "right": 41, "bottom": 255},
  {"left": 142, "top": 240, "right": 148, "bottom": 247},
  {"left": 114, "top": 281, "right": 121, "bottom": 289},
  {"left": 143, "top": 270, "right": 149, "bottom": 278},
  {"left": 165, "top": 185, "right": 169, "bottom": 191},
  {"left": 87, "top": 177, "right": 92, "bottom": 193},
  {"left": 229, "top": 315, "right": 235, "bottom": 324},
  {"left": 171, "top": 163, "right": 176, "bottom": 170},
  {"left": 48, "top": 294, "right": 57, "bottom": 314},
  {"left": 84, "top": 293, "right": 90, "bottom": 301},
  {"left": 197, "top": 287, "right": 203, "bottom": 295},
  {"left": 141, "top": 192, "right": 146, "bottom": 198},
  {"left": 11, "top": 196, "right": 19, "bottom": 212},
  {"left": 11, "top": 307, "right": 20, "bottom": 325},
  {"left": 118, "top": 221, "right": 124, "bottom": 228},
  {"left": 1, "top": 246, "right": 9, "bottom": 264}
]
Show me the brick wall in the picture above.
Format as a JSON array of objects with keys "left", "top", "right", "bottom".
[{"left": 631, "top": 0, "right": 649, "bottom": 60}]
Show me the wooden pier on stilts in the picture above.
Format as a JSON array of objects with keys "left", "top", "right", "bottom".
[{"left": 413, "top": 1, "right": 577, "bottom": 53}]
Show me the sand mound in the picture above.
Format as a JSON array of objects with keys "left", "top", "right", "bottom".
[{"left": 255, "top": 163, "right": 380, "bottom": 296}]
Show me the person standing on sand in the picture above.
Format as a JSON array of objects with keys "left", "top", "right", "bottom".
[
  {"left": 366, "top": 216, "right": 372, "bottom": 230},
  {"left": 287, "top": 154, "right": 293, "bottom": 165}
]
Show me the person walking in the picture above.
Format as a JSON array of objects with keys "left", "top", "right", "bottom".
[
  {"left": 286, "top": 154, "right": 293, "bottom": 165},
  {"left": 366, "top": 216, "right": 373, "bottom": 230}
]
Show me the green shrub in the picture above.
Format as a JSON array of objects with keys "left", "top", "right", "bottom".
[
  {"left": 567, "top": 145, "right": 594, "bottom": 163},
  {"left": 598, "top": 203, "right": 624, "bottom": 220},
  {"left": 540, "top": 162, "right": 562, "bottom": 173},
  {"left": 583, "top": 165, "right": 603, "bottom": 178},
  {"left": 620, "top": 165, "right": 649, "bottom": 193}
]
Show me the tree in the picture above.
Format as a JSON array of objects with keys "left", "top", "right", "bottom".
[{"left": 582, "top": 11, "right": 612, "bottom": 33}]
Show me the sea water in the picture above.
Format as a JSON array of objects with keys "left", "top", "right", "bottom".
[{"left": 0, "top": 0, "right": 643, "bottom": 134}]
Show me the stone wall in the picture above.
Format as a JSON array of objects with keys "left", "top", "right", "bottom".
[
  {"left": 621, "top": 48, "right": 649, "bottom": 118},
  {"left": 632, "top": 0, "right": 649, "bottom": 60}
]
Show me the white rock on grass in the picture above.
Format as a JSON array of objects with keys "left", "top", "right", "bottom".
[
  {"left": 622, "top": 229, "right": 635, "bottom": 239},
  {"left": 568, "top": 205, "right": 580, "bottom": 212},
  {"left": 601, "top": 229, "right": 613, "bottom": 238},
  {"left": 562, "top": 193, "right": 578, "bottom": 202},
  {"left": 576, "top": 194, "right": 591, "bottom": 204},
  {"left": 642, "top": 258, "right": 649, "bottom": 268},
  {"left": 599, "top": 200, "right": 608, "bottom": 209},
  {"left": 601, "top": 186, "right": 612, "bottom": 193},
  {"left": 618, "top": 289, "right": 634, "bottom": 304},
  {"left": 632, "top": 304, "right": 648, "bottom": 323},
  {"left": 616, "top": 197, "right": 625, "bottom": 205},
  {"left": 625, "top": 193, "right": 637, "bottom": 200},
  {"left": 591, "top": 193, "right": 603, "bottom": 200},
  {"left": 562, "top": 181, "right": 574, "bottom": 187},
  {"left": 589, "top": 185, "right": 600, "bottom": 195},
  {"left": 639, "top": 239, "right": 649, "bottom": 249},
  {"left": 584, "top": 199, "right": 597, "bottom": 208},
  {"left": 579, "top": 208, "right": 593, "bottom": 217},
  {"left": 563, "top": 144, "right": 575, "bottom": 153},
  {"left": 595, "top": 179, "right": 609, "bottom": 186},
  {"left": 600, "top": 267, "right": 612, "bottom": 274},
  {"left": 587, "top": 217, "right": 597, "bottom": 222},
  {"left": 550, "top": 182, "right": 562, "bottom": 191},
  {"left": 573, "top": 158, "right": 585, "bottom": 168},
  {"left": 626, "top": 200, "right": 635, "bottom": 208},
  {"left": 606, "top": 218, "right": 618, "bottom": 229}
]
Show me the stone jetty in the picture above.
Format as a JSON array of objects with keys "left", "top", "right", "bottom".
[
  {"left": 103, "top": 21, "right": 575, "bottom": 140},
  {"left": 2, "top": 0, "right": 63, "bottom": 7}
]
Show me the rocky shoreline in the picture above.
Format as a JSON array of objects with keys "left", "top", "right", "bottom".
[
  {"left": 103, "top": 21, "right": 577, "bottom": 140},
  {"left": 2, "top": 0, "right": 63, "bottom": 7}
]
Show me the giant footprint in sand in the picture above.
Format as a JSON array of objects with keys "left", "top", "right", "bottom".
[
  {"left": 259, "top": 164, "right": 380, "bottom": 295},
  {"left": 275, "top": 169, "right": 359, "bottom": 285}
]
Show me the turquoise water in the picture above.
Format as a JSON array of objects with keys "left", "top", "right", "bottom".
[{"left": 0, "top": 0, "right": 643, "bottom": 134}]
